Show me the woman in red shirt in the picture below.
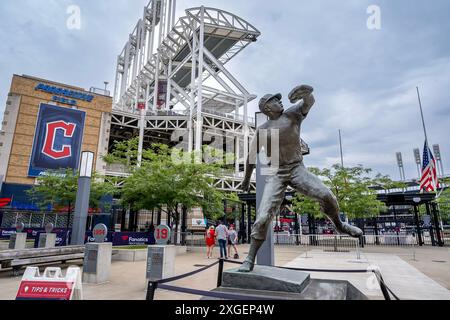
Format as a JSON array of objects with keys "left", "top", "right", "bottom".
[{"left": 205, "top": 226, "right": 216, "bottom": 259}]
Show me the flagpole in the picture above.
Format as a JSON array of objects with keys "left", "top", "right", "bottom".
[
  {"left": 417, "top": 87, "right": 440, "bottom": 194},
  {"left": 338, "top": 129, "right": 344, "bottom": 168},
  {"left": 416, "top": 87, "right": 430, "bottom": 149},
  {"left": 338, "top": 130, "right": 349, "bottom": 223}
]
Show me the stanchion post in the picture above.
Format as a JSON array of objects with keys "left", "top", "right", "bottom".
[
  {"left": 217, "top": 258, "right": 224, "bottom": 288},
  {"left": 375, "top": 272, "right": 391, "bottom": 301},
  {"left": 412, "top": 244, "right": 417, "bottom": 261},
  {"left": 305, "top": 235, "right": 309, "bottom": 258},
  {"left": 146, "top": 281, "right": 158, "bottom": 301},
  {"left": 356, "top": 238, "right": 361, "bottom": 260}
]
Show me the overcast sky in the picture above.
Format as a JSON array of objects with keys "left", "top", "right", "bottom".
[{"left": 1, "top": 0, "right": 449, "bottom": 180}]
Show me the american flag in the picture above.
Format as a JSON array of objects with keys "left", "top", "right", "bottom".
[{"left": 420, "top": 141, "right": 439, "bottom": 192}]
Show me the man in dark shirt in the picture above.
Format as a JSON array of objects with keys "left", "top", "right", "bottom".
[{"left": 239, "top": 85, "right": 362, "bottom": 272}]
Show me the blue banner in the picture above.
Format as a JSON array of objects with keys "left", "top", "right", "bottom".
[
  {"left": 0, "top": 228, "right": 70, "bottom": 247},
  {"left": 1, "top": 228, "right": 155, "bottom": 247},
  {"left": 84, "top": 231, "right": 114, "bottom": 243},
  {"left": 33, "top": 230, "right": 71, "bottom": 247},
  {"left": 28, "top": 103, "right": 86, "bottom": 177},
  {"left": 85, "top": 231, "right": 155, "bottom": 246},
  {"left": 111, "top": 232, "right": 155, "bottom": 246}
]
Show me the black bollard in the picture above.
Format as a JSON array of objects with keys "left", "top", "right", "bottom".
[{"left": 146, "top": 281, "right": 158, "bottom": 301}]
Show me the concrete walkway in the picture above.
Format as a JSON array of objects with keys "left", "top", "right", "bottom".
[
  {"left": 0, "top": 245, "right": 449, "bottom": 300},
  {"left": 284, "top": 249, "right": 450, "bottom": 300}
]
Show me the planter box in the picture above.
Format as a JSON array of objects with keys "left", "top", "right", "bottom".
[
  {"left": 112, "top": 246, "right": 187, "bottom": 262},
  {"left": 112, "top": 249, "right": 148, "bottom": 262}
]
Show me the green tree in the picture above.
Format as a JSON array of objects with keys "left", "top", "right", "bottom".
[
  {"left": 119, "top": 143, "right": 227, "bottom": 229},
  {"left": 292, "top": 194, "right": 322, "bottom": 218},
  {"left": 437, "top": 178, "right": 450, "bottom": 222},
  {"left": 221, "top": 193, "right": 243, "bottom": 223},
  {"left": 373, "top": 173, "right": 407, "bottom": 193},
  {"left": 292, "top": 167, "right": 323, "bottom": 218},
  {"left": 291, "top": 164, "right": 386, "bottom": 220},
  {"left": 27, "top": 169, "right": 115, "bottom": 228},
  {"left": 27, "top": 169, "right": 78, "bottom": 213},
  {"left": 103, "top": 138, "right": 139, "bottom": 167}
]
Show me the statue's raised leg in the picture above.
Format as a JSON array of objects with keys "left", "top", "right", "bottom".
[
  {"left": 238, "top": 173, "right": 287, "bottom": 272},
  {"left": 291, "top": 163, "right": 363, "bottom": 238}
]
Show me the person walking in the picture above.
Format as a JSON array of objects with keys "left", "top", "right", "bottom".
[
  {"left": 227, "top": 224, "right": 239, "bottom": 259},
  {"left": 205, "top": 226, "right": 216, "bottom": 259},
  {"left": 215, "top": 221, "right": 229, "bottom": 259}
]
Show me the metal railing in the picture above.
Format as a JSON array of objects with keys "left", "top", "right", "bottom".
[
  {"left": 183, "top": 232, "right": 208, "bottom": 249},
  {"left": 273, "top": 234, "right": 360, "bottom": 254},
  {"left": 360, "top": 234, "right": 418, "bottom": 247},
  {"left": 89, "top": 87, "right": 110, "bottom": 96},
  {"left": 168, "top": 232, "right": 436, "bottom": 249},
  {"left": 272, "top": 232, "right": 449, "bottom": 247},
  {"left": 164, "top": 231, "right": 206, "bottom": 249},
  {"left": 0, "top": 211, "right": 72, "bottom": 230}
]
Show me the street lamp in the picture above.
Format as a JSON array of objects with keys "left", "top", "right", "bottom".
[
  {"left": 254, "top": 111, "right": 273, "bottom": 266},
  {"left": 71, "top": 151, "right": 95, "bottom": 245},
  {"left": 79, "top": 151, "right": 94, "bottom": 178}
]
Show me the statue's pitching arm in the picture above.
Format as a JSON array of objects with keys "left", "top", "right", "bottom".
[{"left": 288, "top": 85, "right": 315, "bottom": 118}]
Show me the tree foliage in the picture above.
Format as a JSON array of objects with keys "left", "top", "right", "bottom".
[
  {"left": 292, "top": 164, "right": 389, "bottom": 219},
  {"left": 112, "top": 141, "right": 228, "bottom": 223},
  {"left": 27, "top": 169, "right": 115, "bottom": 212},
  {"left": 437, "top": 177, "right": 450, "bottom": 222}
]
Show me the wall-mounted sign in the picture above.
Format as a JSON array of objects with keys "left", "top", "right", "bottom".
[
  {"left": 0, "top": 198, "right": 11, "bottom": 208},
  {"left": 16, "top": 222, "right": 25, "bottom": 233},
  {"left": 35, "top": 83, "right": 94, "bottom": 107},
  {"left": 28, "top": 104, "right": 86, "bottom": 177},
  {"left": 45, "top": 223, "right": 54, "bottom": 234},
  {"left": 191, "top": 219, "right": 206, "bottom": 228},
  {"left": 156, "top": 80, "right": 167, "bottom": 109},
  {"left": 92, "top": 224, "right": 108, "bottom": 243},
  {"left": 155, "top": 225, "right": 171, "bottom": 245}
]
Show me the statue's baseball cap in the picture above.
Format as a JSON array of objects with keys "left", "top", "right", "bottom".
[{"left": 259, "top": 93, "right": 282, "bottom": 111}]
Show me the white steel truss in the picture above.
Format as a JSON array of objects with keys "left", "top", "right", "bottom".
[{"left": 112, "top": 1, "right": 261, "bottom": 191}]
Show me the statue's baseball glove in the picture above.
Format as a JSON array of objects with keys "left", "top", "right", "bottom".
[{"left": 289, "top": 85, "right": 314, "bottom": 103}]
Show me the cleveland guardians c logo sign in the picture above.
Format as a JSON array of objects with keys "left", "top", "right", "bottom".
[
  {"left": 42, "top": 121, "right": 77, "bottom": 159},
  {"left": 28, "top": 104, "right": 85, "bottom": 177}
]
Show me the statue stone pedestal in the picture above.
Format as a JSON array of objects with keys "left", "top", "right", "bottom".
[
  {"left": 216, "top": 266, "right": 368, "bottom": 300},
  {"left": 223, "top": 265, "right": 310, "bottom": 293}
]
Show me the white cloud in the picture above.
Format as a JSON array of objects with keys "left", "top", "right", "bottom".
[{"left": 0, "top": 0, "right": 449, "bottom": 181}]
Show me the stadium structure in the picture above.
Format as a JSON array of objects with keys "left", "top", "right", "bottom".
[
  {"left": 2, "top": 1, "right": 444, "bottom": 244},
  {"left": 0, "top": 0, "right": 285, "bottom": 234},
  {"left": 111, "top": 1, "right": 260, "bottom": 192}
]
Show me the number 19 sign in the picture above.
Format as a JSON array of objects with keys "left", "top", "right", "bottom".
[{"left": 155, "top": 225, "right": 171, "bottom": 245}]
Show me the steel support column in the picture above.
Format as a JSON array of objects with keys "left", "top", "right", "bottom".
[
  {"left": 247, "top": 202, "right": 252, "bottom": 244},
  {"left": 195, "top": 6, "right": 206, "bottom": 155},
  {"left": 431, "top": 202, "right": 443, "bottom": 247},
  {"left": 413, "top": 204, "right": 423, "bottom": 246},
  {"left": 425, "top": 203, "right": 436, "bottom": 246}
]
